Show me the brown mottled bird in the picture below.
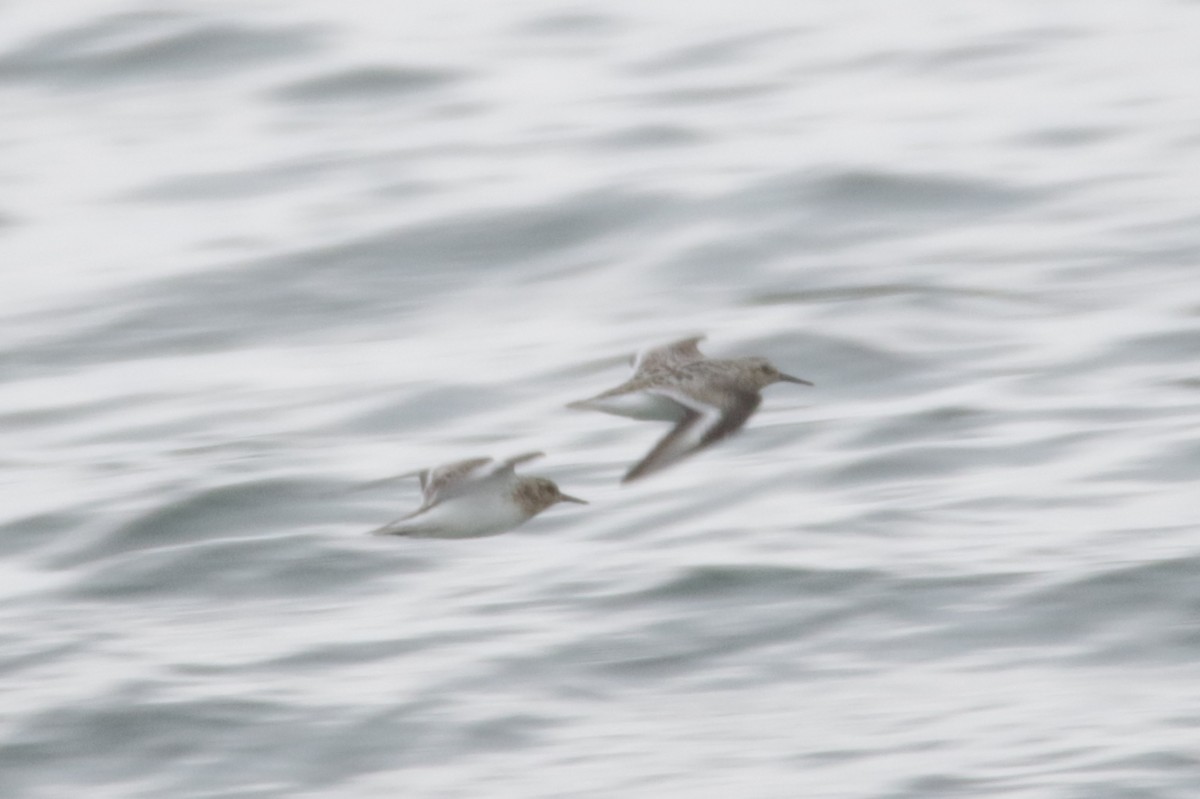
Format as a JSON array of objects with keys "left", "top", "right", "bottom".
[{"left": 568, "top": 336, "right": 812, "bottom": 482}]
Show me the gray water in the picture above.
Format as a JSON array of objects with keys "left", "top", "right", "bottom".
[{"left": 3, "top": 1, "right": 1199, "bottom": 796}]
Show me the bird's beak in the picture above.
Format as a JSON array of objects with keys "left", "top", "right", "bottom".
[
  {"left": 559, "top": 494, "right": 589, "bottom": 504},
  {"left": 778, "top": 372, "right": 814, "bottom": 386}
]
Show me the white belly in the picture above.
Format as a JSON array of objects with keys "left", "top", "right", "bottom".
[
  {"left": 574, "top": 390, "right": 685, "bottom": 421},
  {"left": 387, "top": 493, "right": 529, "bottom": 539}
]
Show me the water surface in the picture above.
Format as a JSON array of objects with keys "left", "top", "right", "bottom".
[{"left": 2, "top": 1, "right": 1199, "bottom": 796}]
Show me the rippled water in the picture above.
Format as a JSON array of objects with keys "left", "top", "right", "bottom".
[{"left": 3, "top": 1, "right": 1199, "bottom": 796}]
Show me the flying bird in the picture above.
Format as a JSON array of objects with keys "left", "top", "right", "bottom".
[
  {"left": 372, "top": 452, "right": 586, "bottom": 538},
  {"left": 568, "top": 336, "right": 813, "bottom": 482}
]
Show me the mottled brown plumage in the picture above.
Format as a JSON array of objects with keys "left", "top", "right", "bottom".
[{"left": 568, "top": 336, "right": 813, "bottom": 482}]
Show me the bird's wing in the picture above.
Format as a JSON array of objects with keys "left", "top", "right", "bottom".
[
  {"left": 423, "top": 451, "right": 543, "bottom": 505},
  {"left": 419, "top": 457, "right": 494, "bottom": 505},
  {"left": 501, "top": 451, "right": 545, "bottom": 469},
  {"left": 622, "top": 386, "right": 761, "bottom": 482},
  {"left": 471, "top": 451, "right": 544, "bottom": 493},
  {"left": 631, "top": 335, "right": 706, "bottom": 375}
]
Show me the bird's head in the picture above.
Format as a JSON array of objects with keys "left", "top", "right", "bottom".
[
  {"left": 743, "top": 357, "right": 814, "bottom": 390},
  {"left": 521, "top": 477, "right": 588, "bottom": 514}
]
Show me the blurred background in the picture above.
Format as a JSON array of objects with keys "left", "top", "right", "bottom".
[{"left": 2, "top": 0, "right": 1198, "bottom": 796}]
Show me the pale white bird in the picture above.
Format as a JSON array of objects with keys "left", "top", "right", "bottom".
[{"left": 372, "top": 452, "right": 586, "bottom": 538}]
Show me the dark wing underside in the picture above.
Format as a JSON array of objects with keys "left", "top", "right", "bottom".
[{"left": 622, "top": 387, "right": 761, "bottom": 482}]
